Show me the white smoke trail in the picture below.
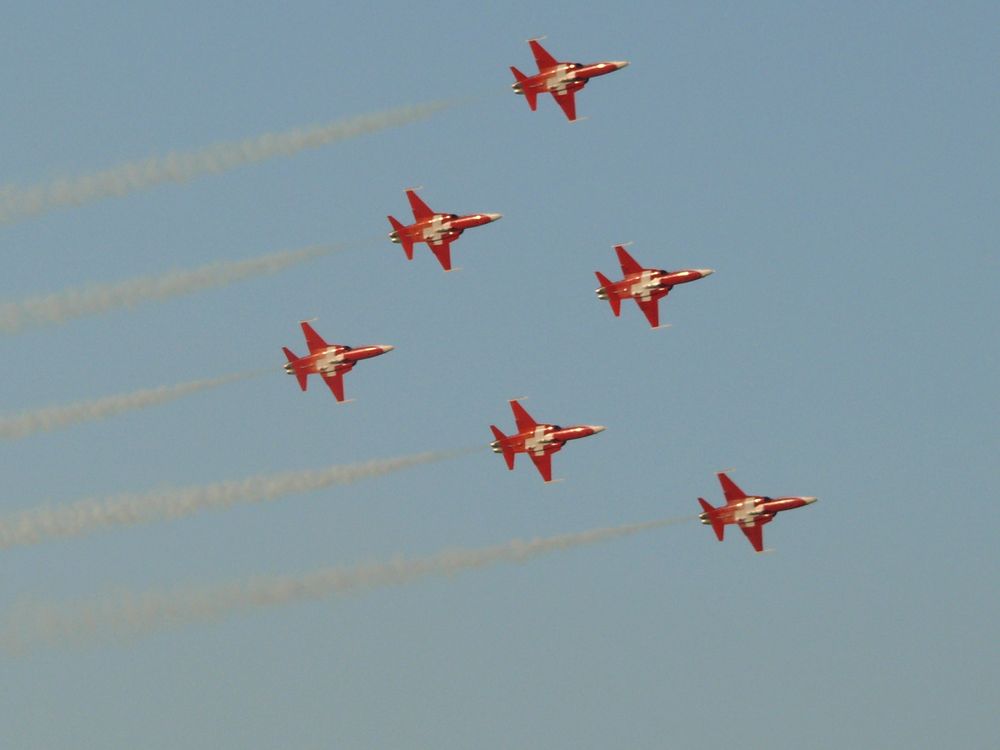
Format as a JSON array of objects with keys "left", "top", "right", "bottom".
[
  {"left": 0, "top": 517, "right": 691, "bottom": 652},
  {"left": 0, "top": 449, "right": 467, "bottom": 550},
  {"left": 0, "top": 243, "right": 339, "bottom": 334},
  {"left": 0, "top": 100, "right": 455, "bottom": 224},
  {"left": 0, "top": 370, "right": 266, "bottom": 441}
]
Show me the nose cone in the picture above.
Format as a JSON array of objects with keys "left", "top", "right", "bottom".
[
  {"left": 802, "top": 496, "right": 818, "bottom": 505},
  {"left": 379, "top": 345, "right": 395, "bottom": 354},
  {"left": 485, "top": 213, "right": 503, "bottom": 222},
  {"left": 612, "top": 61, "right": 630, "bottom": 69},
  {"left": 696, "top": 269, "right": 715, "bottom": 277},
  {"left": 588, "top": 425, "right": 606, "bottom": 434}
]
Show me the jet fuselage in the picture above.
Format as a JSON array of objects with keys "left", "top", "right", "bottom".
[{"left": 596, "top": 268, "right": 715, "bottom": 304}]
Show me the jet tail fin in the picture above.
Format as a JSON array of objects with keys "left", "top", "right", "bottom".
[
  {"left": 282, "top": 347, "right": 308, "bottom": 391},
  {"left": 510, "top": 67, "right": 538, "bottom": 111},
  {"left": 594, "top": 271, "right": 621, "bottom": 316},
  {"left": 698, "top": 498, "right": 724, "bottom": 541},
  {"left": 490, "top": 425, "right": 516, "bottom": 470},
  {"left": 387, "top": 215, "right": 414, "bottom": 260}
]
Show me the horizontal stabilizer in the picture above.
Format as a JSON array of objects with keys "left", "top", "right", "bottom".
[
  {"left": 510, "top": 66, "right": 538, "bottom": 111},
  {"left": 698, "top": 497, "right": 724, "bottom": 541},
  {"left": 490, "top": 425, "right": 515, "bottom": 470},
  {"left": 282, "top": 347, "right": 308, "bottom": 391},
  {"left": 387, "top": 215, "right": 414, "bottom": 260},
  {"left": 594, "top": 271, "right": 620, "bottom": 316}
]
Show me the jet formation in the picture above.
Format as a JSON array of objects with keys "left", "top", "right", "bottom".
[{"left": 275, "top": 40, "right": 815, "bottom": 553}]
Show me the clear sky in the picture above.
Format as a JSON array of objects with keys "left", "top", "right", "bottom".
[{"left": 1, "top": 2, "right": 997, "bottom": 748}]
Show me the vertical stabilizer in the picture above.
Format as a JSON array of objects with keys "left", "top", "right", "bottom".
[
  {"left": 490, "top": 425, "right": 515, "bottom": 470},
  {"left": 282, "top": 347, "right": 308, "bottom": 391},
  {"left": 510, "top": 67, "right": 538, "bottom": 111},
  {"left": 594, "top": 271, "right": 621, "bottom": 316},
  {"left": 698, "top": 498, "right": 725, "bottom": 541},
  {"left": 387, "top": 215, "right": 414, "bottom": 259}
]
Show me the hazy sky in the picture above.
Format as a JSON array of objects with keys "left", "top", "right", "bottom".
[{"left": 1, "top": 2, "right": 997, "bottom": 748}]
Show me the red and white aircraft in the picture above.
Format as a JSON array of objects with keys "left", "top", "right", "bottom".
[
  {"left": 595, "top": 245, "right": 714, "bottom": 328},
  {"left": 387, "top": 189, "right": 502, "bottom": 272},
  {"left": 510, "top": 38, "right": 629, "bottom": 121},
  {"left": 282, "top": 321, "right": 393, "bottom": 403},
  {"left": 490, "top": 399, "right": 605, "bottom": 482},
  {"left": 698, "top": 472, "right": 817, "bottom": 552}
]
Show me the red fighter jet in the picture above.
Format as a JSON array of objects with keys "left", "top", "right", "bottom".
[
  {"left": 698, "top": 472, "right": 818, "bottom": 552},
  {"left": 387, "top": 189, "right": 502, "bottom": 272},
  {"left": 595, "top": 244, "right": 714, "bottom": 329},
  {"left": 282, "top": 321, "right": 394, "bottom": 403},
  {"left": 510, "top": 38, "right": 629, "bottom": 121},
  {"left": 490, "top": 400, "right": 605, "bottom": 482}
]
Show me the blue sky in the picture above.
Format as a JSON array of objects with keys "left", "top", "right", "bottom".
[{"left": 1, "top": 2, "right": 997, "bottom": 748}]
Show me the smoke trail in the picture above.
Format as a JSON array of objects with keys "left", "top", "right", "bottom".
[
  {"left": 0, "top": 370, "right": 266, "bottom": 441},
  {"left": 0, "top": 100, "right": 455, "bottom": 224},
  {"left": 0, "top": 449, "right": 467, "bottom": 550},
  {"left": 0, "top": 517, "right": 692, "bottom": 652},
  {"left": 0, "top": 243, "right": 339, "bottom": 334}
]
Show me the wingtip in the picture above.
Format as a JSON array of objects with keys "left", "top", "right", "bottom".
[{"left": 526, "top": 35, "right": 548, "bottom": 43}]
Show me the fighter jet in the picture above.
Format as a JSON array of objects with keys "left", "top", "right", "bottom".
[
  {"left": 510, "top": 38, "right": 629, "bottom": 121},
  {"left": 387, "top": 189, "right": 502, "bottom": 271},
  {"left": 698, "top": 472, "right": 818, "bottom": 552},
  {"left": 282, "top": 321, "right": 393, "bottom": 403},
  {"left": 490, "top": 399, "right": 605, "bottom": 482},
  {"left": 595, "top": 244, "right": 714, "bottom": 328}
]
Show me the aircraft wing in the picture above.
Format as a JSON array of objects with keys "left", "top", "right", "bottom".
[
  {"left": 406, "top": 190, "right": 435, "bottom": 221},
  {"left": 615, "top": 245, "right": 643, "bottom": 276},
  {"left": 529, "top": 452, "right": 553, "bottom": 482},
  {"left": 321, "top": 371, "right": 346, "bottom": 402},
  {"left": 427, "top": 239, "right": 453, "bottom": 271},
  {"left": 552, "top": 89, "right": 577, "bottom": 121},
  {"left": 718, "top": 472, "right": 749, "bottom": 504},
  {"left": 740, "top": 523, "right": 764, "bottom": 552},
  {"left": 510, "top": 400, "right": 538, "bottom": 432},
  {"left": 635, "top": 297, "right": 661, "bottom": 329},
  {"left": 301, "top": 321, "right": 329, "bottom": 354},
  {"left": 529, "top": 39, "right": 559, "bottom": 70}
]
